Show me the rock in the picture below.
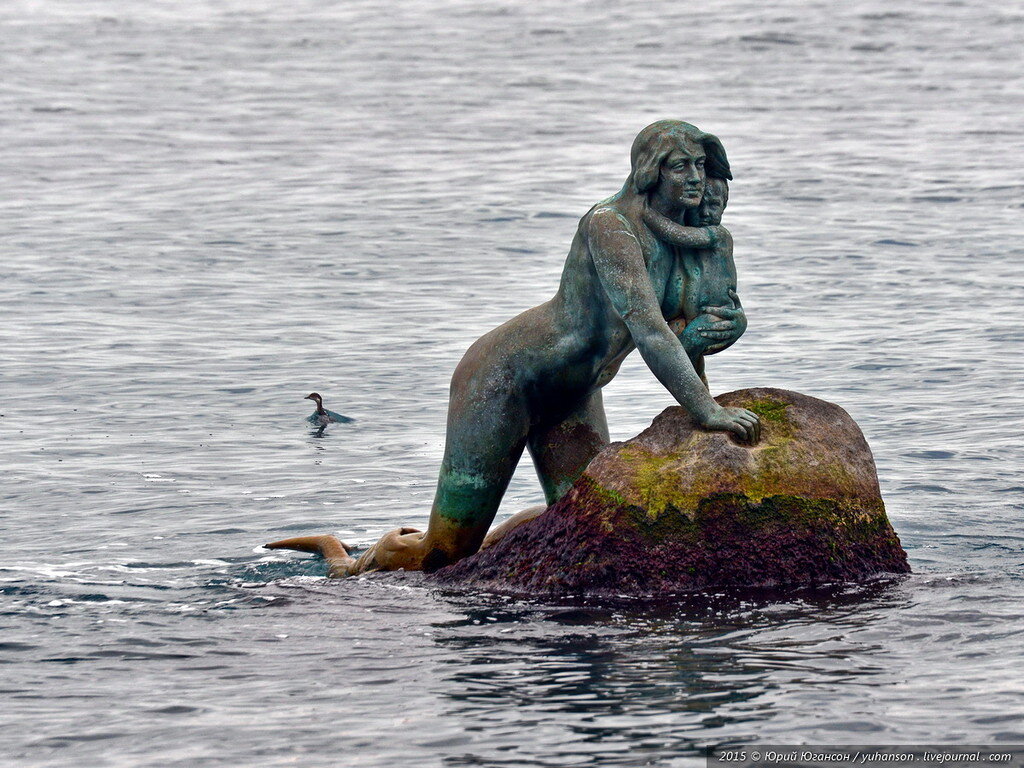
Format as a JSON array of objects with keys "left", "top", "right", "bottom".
[{"left": 432, "top": 388, "right": 910, "bottom": 596}]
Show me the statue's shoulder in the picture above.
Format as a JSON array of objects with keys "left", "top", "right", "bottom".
[
  {"left": 718, "top": 225, "right": 734, "bottom": 249},
  {"left": 583, "top": 198, "right": 637, "bottom": 239}
]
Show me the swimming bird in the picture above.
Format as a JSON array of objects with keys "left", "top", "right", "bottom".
[{"left": 305, "top": 392, "right": 354, "bottom": 428}]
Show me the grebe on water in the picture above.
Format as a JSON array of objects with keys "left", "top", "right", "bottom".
[{"left": 305, "top": 392, "right": 353, "bottom": 428}]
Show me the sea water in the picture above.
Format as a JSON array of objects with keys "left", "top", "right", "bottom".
[{"left": 2, "top": 1, "right": 1023, "bottom": 765}]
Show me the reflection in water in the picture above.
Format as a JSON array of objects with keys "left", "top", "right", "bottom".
[
  {"left": 426, "top": 581, "right": 912, "bottom": 761},
  {"left": 3, "top": 0, "right": 1023, "bottom": 764}
]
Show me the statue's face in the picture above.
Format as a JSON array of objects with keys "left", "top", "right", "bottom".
[
  {"left": 652, "top": 136, "right": 706, "bottom": 212},
  {"left": 697, "top": 180, "right": 728, "bottom": 225}
]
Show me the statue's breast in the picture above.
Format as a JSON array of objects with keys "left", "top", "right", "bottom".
[
  {"left": 659, "top": 247, "right": 701, "bottom": 322},
  {"left": 640, "top": 239, "right": 677, "bottom": 318}
]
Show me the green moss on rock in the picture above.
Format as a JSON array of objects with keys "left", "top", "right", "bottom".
[
  {"left": 744, "top": 396, "right": 796, "bottom": 437},
  {"left": 433, "top": 388, "right": 910, "bottom": 596}
]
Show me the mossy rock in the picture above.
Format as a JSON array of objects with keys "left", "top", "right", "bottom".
[{"left": 433, "top": 388, "right": 910, "bottom": 596}]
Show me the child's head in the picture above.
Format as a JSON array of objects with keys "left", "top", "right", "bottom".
[{"left": 697, "top": 177, "right": 729, "bottom": 226}]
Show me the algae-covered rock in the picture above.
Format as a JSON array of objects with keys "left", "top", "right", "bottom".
[{"left": 432, "top": 388, "right": 909, "bottom": 596}]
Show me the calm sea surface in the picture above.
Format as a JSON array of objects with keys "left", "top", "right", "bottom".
[{"left": 2, "top": 1, "right": 1023, "bottom": 765}]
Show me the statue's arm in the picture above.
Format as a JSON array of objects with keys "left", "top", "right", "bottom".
[
  {"left": 673, "top": 318, "right": 712, "bottom": 362},
  {"left": 587, "top": 209, "right": 756, "bottom": 442},
  {"left": 642, "top": 206, "right": 724, "bottom": 249},
  {"left": 702, "top": 290, "right": 746, "bottom": 355}
]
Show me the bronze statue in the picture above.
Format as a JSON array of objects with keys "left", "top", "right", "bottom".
[
  {"left": 643, "top": 175, "right": 738, "bottom": 387},
  {"left": 266, "top": 120, "right": 760, "bottom": 576}
]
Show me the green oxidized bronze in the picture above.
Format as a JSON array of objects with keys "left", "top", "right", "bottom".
[
  {"left": 266, "top": 120, "right": 760, "bottom": 575},
  {"left": 435, "top": 389, "right": 911, "bottom": 596}
]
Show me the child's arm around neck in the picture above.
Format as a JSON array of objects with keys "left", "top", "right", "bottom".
[{"left": 641, "top": 204, "right": 723, "bottom": 250}]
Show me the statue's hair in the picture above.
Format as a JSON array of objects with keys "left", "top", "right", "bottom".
[
  {"left": 705, "top": 176, "right": 729, "bottom": 201},
  {"left": 630, "top": 120, "right": 732, "bottom": 194}
]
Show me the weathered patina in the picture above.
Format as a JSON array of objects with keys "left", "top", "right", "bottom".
[
  {"left": 432, "top": 388, "right": 910, "bottom": 596},
  {"left": 267, "top": 120, "right": 760, "bottom": 574}
]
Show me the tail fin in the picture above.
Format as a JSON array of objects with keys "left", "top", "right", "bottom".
[
  {"left": 480, "top": 505, "right": 546, "bottom": 550},
  {"left": 264, "top": 535, "right": 354, "bottom": 577}
]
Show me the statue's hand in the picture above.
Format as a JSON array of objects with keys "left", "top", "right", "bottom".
[
  {"left": 700, "top": 290, "right": 746, "bottom": 353},
  {"left": 679, "top": 312, "right": 740, "bottom": 354},
  {"left": 699, "top": 405, "right": 760, "bottom": 444}
]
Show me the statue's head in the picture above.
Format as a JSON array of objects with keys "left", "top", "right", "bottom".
[
  {"left": 697, "top": 177, "right": 729, "bottom": 226},
  {"left": 630, "top": 120, "right": 731, "bottom": 210}
]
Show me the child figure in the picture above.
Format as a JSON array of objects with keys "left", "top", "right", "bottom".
[{"left": 642, "top": 177, "right": 740, "bottom": 388}]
